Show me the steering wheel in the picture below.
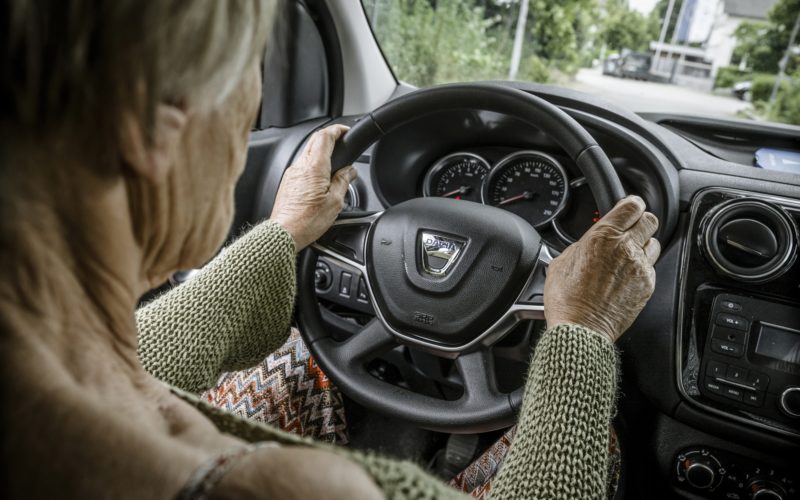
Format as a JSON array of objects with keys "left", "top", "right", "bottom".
[{"left": 296, "top": 83, "right": 625, "bottom": 433}]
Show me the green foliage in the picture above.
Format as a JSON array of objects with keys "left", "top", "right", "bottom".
[
  {"left": 601, "top": 6, "right": 655, "bottom": 52},
  {"left": 751, "top": 74, "right": 778, "bottom": 103},
  {"left": 732, "top": 0, "right": 800, "bottom": 74},
  {"left": 364, "top": 0, "right": 506, "bottom": 87},
  {"left": 363, "top": 0, "right": 601, "bottom": 87},
  {"left": 517, "top": 54, "right": 551, "bottom": 83},
  {"left": 526, "top": 0, "right": 596, "bottom": 67},
  {"left": 769, "top": 73, "right": 800, "bottom": 124},
  {"left": 714, "top": 66, "right": 750, "bottom": 89}
]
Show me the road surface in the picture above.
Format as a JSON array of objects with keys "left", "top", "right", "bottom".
[{"left": 566, "top": 68, "right": 752, "bottom": 119}]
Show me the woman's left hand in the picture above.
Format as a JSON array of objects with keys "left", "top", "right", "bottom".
[{"left": 270, "top": 125, "right": 357, "bottom": 251}]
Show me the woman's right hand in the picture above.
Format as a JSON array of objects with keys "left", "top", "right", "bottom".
[
  {"left": 544, "top": 195, "right": 661, "bottom": 343},
  {"left": 270, "top": 125, "right": 357, "bottom": 251}
]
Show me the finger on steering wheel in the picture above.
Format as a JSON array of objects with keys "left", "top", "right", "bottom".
[
  {"left": 303, "top": 125, "right": 350, "bottom": 173},
  {"left": 596, "top": 195, "right": 646, "bottom": 233},
  {"left": 628, "top": 211, "right": 659, "bottom": 247}
]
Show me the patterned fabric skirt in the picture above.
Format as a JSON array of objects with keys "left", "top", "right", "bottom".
[{"left": 202, "top": 329, "right": 622, "bottom": 497}]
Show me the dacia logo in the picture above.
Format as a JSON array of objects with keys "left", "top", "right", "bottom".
[
  {"left": 419, "top": 231, "right": 465, "bottom": 277},
  {"left": 425, "top": 236, "right": 457, "bottom": 252}
]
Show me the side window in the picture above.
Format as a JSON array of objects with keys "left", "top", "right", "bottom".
[{"left": 260, "top": 2, "right": 332, "bottom": 128}]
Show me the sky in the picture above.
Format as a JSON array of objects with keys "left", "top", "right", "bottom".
[{"left": 630, "top": 0, "right": 659, "bottom": 15}]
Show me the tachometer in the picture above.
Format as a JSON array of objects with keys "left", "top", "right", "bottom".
[
  {"left": 422, "top": 152, "right": 490, "bottom": 203},
  {"left": 482, "top": 151, "right": 568, "bottom": 228}
]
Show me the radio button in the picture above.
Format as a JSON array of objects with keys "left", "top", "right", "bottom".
[
  {"left": 711, "top": 339, "right": 743, "bottom": 357},
  {"left": 703, "top": 378, "right": 726, "bottom": 397},
  {"left": 721, "top": 385, "right": 744, "bottom": 401},
  {"left": 704, "top": 378, "right": 744, "bottom": 401},
  {"left": 715, "top": 313, "right": 749, "bottom": 331},
  {"left": 743, "top": 391, "right": 765, "bottom": 407},
  {"left": 747, "top": 372, "right": 770, "bottom": 391},
  {"left": 726, "top": 365, "right": 747, "bottom": 383},
  {"left": 706, "top": 360, "right": 727, "bottom": 378},
  {"left": 711, "top": 326, "right": 746, "bottom": 344}
]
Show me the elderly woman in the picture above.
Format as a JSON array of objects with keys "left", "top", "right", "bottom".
[{"left": 1, "top": 1, "right": 660, "bottom": 499}]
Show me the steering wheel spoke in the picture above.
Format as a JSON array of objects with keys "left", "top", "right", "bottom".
[
  {"left": 311, "top": 212, "right": 380, "bottom": 269},
  {"left": 455, "top": 349, "right": 500, "bottom": 400},
  {"left": 476, "top": 243, "right": 554, "bottom": 348},
  {"left": 513, "top": 243, "right": 555, "bottom": 312},
  {"left": 330, "top": 318, "right": 396, "bottom": 362}
]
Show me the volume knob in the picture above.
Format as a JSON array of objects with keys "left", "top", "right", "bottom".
[
  {"left": 779, "top": 387, "right": 800, "bottom": 418},
  {"left": 685, "top": 461, "right": 716, "bottom": 489}
]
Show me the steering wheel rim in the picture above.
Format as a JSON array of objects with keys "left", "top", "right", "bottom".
[{"left": 297, "top": 83, "right": 626, "bottom": 433}]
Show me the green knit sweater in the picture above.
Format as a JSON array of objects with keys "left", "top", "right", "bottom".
[{"left": 137, "top": 220, "right": 618, "bottom": 500}]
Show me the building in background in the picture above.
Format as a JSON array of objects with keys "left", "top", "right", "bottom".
[{"left": 649, "top": 0, "right": 778, "bottom": 90}]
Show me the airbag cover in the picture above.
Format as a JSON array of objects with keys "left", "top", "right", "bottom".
[{"left": 367, "top": 197, "right": 541, "bottom": 347}]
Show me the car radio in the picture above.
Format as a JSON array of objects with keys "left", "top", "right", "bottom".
[{"left": 700, "top": 293, "right": 800, "bottom": 427}]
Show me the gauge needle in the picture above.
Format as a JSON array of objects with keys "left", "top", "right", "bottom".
[
  {"left": 441, "top": 186, "right": 471, "bottom": 198},
  {"left": 498, "top": 191, "right": 535, "bottom": 206}
]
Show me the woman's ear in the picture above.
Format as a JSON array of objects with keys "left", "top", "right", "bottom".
[{"left": 119, "top": 104, "right": 188, "bottom": 184}]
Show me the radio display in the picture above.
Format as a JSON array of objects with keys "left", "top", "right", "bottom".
[{"left": 755, "top": 323, "right": 800, "bottom": 366}]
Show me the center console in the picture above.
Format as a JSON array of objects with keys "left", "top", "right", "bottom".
[{"left": 675, "top": 188, "right": 800, "bottom": 498}]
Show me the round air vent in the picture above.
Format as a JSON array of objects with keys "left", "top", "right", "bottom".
[{"left": 700, "top": 199, "right": 798, "bottom": 284}]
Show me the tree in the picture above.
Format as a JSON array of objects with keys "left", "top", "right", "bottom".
[
  {"left": 601, "top": 5, "right": 656, "bottom": 52},
  {"left": 732, "top": 0, "right": 799, "bottom": 74},
  {"left": 363, "top": 0, "right": 507, "bottom": 87}
]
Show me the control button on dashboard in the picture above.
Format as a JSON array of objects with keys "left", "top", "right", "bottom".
[
  {"left": 314, "top": 261, "right": 333, "bottom": 291},
  {"left": 746, "top": 372, "right": 770, "bottom": 391},
  {"left": 711, "top": 325, "right": 747, "bottom": 344},
  {"left": 339, "top": 272, "right": 352, "bottom": 297},
  {"left": 743, "top": 391, "right": 765, "bottom": 407},
  {"left": 721, "top": 385, "right": 744, "bottom": 402},
  {"left": 715, "top": 313, "right": 749, "bottom": 331},
  {"left": 718, "top": 299, "right": 742, "bottom": 312},
  {"left": 704, "top": 378, "right": 728, "bottom": 398},
  {"left": 685, "top": 462, "right": 716, "bottom": 490},
  {"left": 725, "top": 365, "right": 747, "bottom": 383},
  {"left": 357, "top": 277, "right": 369, "bottom": 302},
  {"left": 706, "top": 360, "right": 728, "bottom": 379},
  {"left": 711, "top": 339, "right": 743, "bottom": 357}
]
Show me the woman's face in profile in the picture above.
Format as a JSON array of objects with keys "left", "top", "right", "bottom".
[{"left": 165, "top": 61, "right": 263, "bottom": 270}]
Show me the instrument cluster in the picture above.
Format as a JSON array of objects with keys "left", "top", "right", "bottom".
[{"left": 421, "top": 150, "right": 600, "bottom": 243}]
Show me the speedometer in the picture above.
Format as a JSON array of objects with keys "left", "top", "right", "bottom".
[
  {"left": 482, "top": 151, "right": 569, "bottom": 228},
  {"left": 422, "top": 152, "right": 490, "bottom": 203}
]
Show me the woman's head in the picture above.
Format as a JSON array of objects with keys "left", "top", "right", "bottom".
[{"left": 0, "top": 1, "right": 276, "bottom": 286}]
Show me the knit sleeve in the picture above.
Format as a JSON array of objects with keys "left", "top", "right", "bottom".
[
  {"left": 489, "top": 324, "right": 618, "bottom": 500},
  {"left": 137, "top": 220, "right": 297, "bottom": 393}
]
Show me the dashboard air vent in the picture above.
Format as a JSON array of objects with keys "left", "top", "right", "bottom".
[{"left": 700, "top": 199, "right": 798, "bottom": 284}]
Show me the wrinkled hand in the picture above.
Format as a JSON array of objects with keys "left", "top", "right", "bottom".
[
  {"left": 544, "top": 195, "right": 661, "bottom": 343},
  {"left": 271, "top": 125, "right": 357, "bottom": 251}
]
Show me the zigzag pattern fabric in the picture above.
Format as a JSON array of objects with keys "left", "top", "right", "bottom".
[{"left": 201, "top": 329, "right": 348, "bottom": 444}]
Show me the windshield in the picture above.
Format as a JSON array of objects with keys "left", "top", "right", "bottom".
[{"left": 362, "top": 0, "right": 800, "bottom": 126}]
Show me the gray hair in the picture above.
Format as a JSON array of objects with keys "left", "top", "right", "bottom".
[{"left": 0, "top": 0, "right": 276, "bottom": 161}]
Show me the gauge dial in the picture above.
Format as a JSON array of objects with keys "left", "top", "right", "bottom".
[
  {"left": 552, "top": 178, "right": 600, "bottom": 243},
  {"left": 482, "top": 151, "right": 569, "bottom": 228},
  {"left": 423, "top": 152, "right": 490, "bottom": 203}
]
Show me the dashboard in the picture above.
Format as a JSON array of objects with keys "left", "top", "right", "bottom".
[{"left": 251, "top": 82, "right": 800, "bottom": 500}]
